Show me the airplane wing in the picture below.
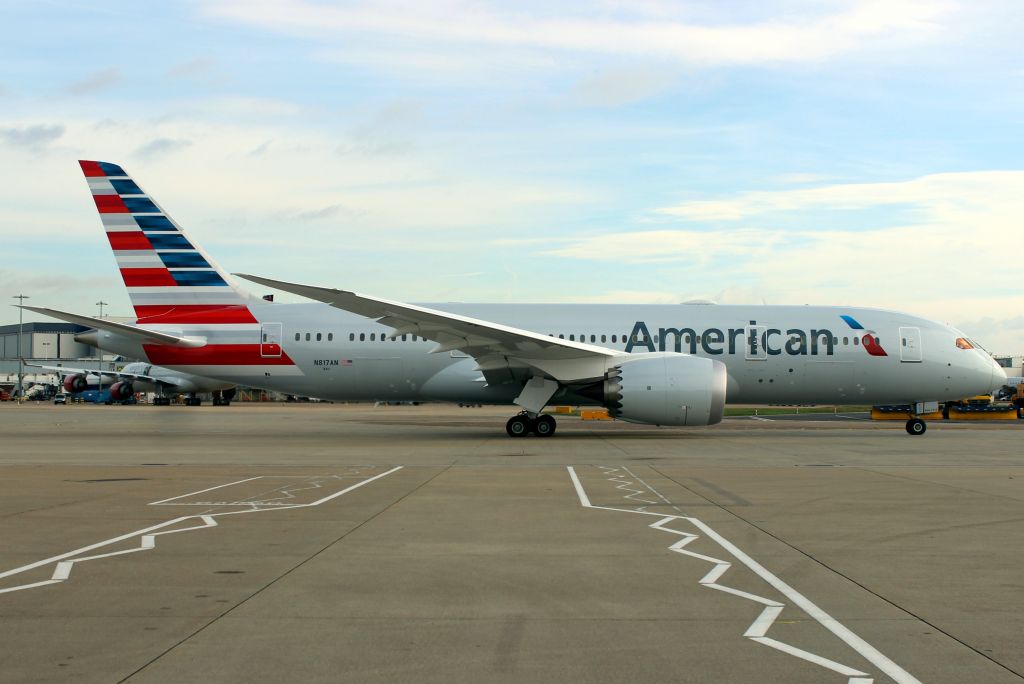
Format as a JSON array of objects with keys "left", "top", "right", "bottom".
[
  {"left": 18, "top": 306, "right": 207, "bottom": 348},
  {"left": 235, "top": 274, "right": 627, "bottom": 407},
  {"left": 24, "top": 362, "right": 178, "bottom": 388}
]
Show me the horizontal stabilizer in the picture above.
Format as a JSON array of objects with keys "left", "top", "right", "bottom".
[{"left": 19, "top": 306, "right": 207, "bottom": 348}]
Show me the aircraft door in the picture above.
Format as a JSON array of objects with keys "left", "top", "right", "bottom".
[
  {"left": 745, "top": 326, "right": 767, "bottom": 360},
  {"left": 899, "top": 327, "right": 922, "bottom": 363},
  {"left": 261, "top": 322, "right": 283, "bottom": 358}
]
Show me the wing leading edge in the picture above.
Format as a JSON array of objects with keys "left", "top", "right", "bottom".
[{"left": 234, "top": 274, "right": 625, "bottom": 385}]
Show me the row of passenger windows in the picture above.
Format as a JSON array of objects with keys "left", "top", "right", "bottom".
[
  {"left": 290, "top": 330, "right": 884, "bottom": 347},
  {"left": 295, "top": 332, "right": 426, "bottom": 342},
  {"left": 547, "top": 333, "right": 879, "bottom": 347}
]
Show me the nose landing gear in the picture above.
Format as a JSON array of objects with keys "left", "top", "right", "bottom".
[
  {"left": 505, "top": 412, "right": 557, "bottom": 438},
  {"left": 905, "top": 417, "right": 927, "bottom": 435}
]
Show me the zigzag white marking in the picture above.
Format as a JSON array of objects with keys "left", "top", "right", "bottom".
[
  {"left": 647, "top": 515, "right": 871, "bottom": 681},
  {"left": 0, "top": 468, "right": 402, "bottom": 596},
  {"left": 582, "top": 467, "right": 880, "bottom": 684},
  {"left": 0, "top": 516, "right": 218, "bottom": 595},
  {"left": 598, "top": 465, "right": 658, "bottom": 509}
]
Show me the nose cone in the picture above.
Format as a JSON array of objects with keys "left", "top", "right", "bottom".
[{"left": 988, "top": 357, "right": 1008, "bottom": 391}]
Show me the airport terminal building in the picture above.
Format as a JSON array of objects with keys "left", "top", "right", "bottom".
[{"left": 0, "top": 322, "right": 98, "bottom": 374}]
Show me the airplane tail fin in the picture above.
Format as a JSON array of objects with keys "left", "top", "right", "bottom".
[{"left": 80, "top": 160, "right": 257, "bottom": 324}]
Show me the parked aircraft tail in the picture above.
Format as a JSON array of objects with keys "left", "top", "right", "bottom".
[{"left": 80, "top": 160, "right": 256, "bottom": 324}]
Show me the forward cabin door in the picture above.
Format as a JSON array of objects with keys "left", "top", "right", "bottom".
[
  {"left": 899, "top": 327, "right": 922, "bottom": 363},
  {"left": 260, "top": 322, "right": 283, "bottom": 358}
]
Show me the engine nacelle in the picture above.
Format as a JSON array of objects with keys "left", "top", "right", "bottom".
[
  {"left": 604, "top": 353, "right": 727, "bottom": 426},
  {"left": 108, "top": 381, "right": 134, "bottom": 401},
  {"left": 63, "top": 374, "right": 88, "bottom": 393}
]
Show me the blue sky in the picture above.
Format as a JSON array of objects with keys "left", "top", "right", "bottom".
[{"left": 2, "top": 0, "right": 1024, "bottom": 350}]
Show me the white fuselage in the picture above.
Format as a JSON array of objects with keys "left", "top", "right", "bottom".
[{"left": 87, "top": 301, "right": 1005, "bottom": 407}]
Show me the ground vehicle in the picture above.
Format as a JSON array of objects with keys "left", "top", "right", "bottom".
[{"left": 53, "top": 394, "right": 67, "bottom": 405}]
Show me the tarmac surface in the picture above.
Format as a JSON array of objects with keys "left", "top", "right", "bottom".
[{"left": 0, "top": 402, "right": 1021, "bottom": 684}]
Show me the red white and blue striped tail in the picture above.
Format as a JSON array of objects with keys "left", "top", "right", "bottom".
[{"left": 80, "top": 160, "right": 257, "bottom": 325}]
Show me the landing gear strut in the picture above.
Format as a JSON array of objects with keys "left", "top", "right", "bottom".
[
  {"left": 905, "top": 417, "right": 927, "bottom": 435},
  {"left": 505, "top": 412, "right": 557, "bottom": 438}
]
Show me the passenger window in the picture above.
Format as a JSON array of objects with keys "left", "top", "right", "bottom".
[
  {"left": 611, "top": 335, "right": 617, "bottom": 343},
  {"left": 316, "top": 333, "right": 322, "bottom": 342},
  {"left": 843, "top": 337, "right": 848, "bottom": 345},
  {"left": 902, "top": 338, "right": 907, "bottom": 346},
  {"left": 569, "top": 334, "right": 575, "bottom": 341},
  {"left": 370, "top": 333, "right": 375, "bottom": 341},
  {"left": 853, "top": 336, "right": 859, "bottom": 345},
  {"left": 359, "top": 333, "right": 365, "bottom": 341},
  {"left": 559, "top": 334, "right": 564, "bottom": 339},
  {"left": 601, "top": 334, "right": 606, "bottom": 343},
  {"left": 349, "top": 333, "right": 355, "bottom": 341},
  {"left": 590, "top": 335, "right": 595, "bottom": 343},
  {"left": 294, "top": 333, "right": 300, "bottom": 341},
  {"left": 328, "top": 333, "right": 333, "bottom": 341},
  {"left": 402, "top": 334, "right": 407, "bottom": 341},
  {"left": 305, "top": 333, "right": 310, "bottom": 341}
]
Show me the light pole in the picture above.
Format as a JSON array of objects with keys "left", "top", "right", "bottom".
[
  {"left": 12, "top": 294, "right": 29, "bottom": 402},
  {"left": 96, "top": 301, "right": 107, "bottom": 395}
]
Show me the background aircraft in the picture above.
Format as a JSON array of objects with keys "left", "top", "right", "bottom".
[
  {"left": 28, "top": 360, "right": 236, "bottom": 406},
  {"left": 23, "top": 160, "right": 1006, "bottom": 435}
]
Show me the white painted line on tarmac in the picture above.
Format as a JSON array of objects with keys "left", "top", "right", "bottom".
[
  {"left": 567, "top": 466, "right": 921, "bottom": 684},
  {"left": 0, "top": 468, "right": 403, "bottom": 596},
  {"left": 149, "top": 476, "right": 263, "bottom": 505}
]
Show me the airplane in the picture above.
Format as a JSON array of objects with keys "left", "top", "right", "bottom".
[
  {"left": 26, "top": 360, "right": 237, "bottom": 405},
  {"left": 27, "top": 358, "right": 237, "bottom": 405},
  {"left": 21, "top": 160, "right": 1006, "bottom": 436}
]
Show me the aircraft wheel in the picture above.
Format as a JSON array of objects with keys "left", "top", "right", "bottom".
[
  {"left": 533, "top": 415, "right": 556, "bottom": 437},
  {"left": 506, "top": 415, "right": 531, "bottom": 438},
  {"left": 905, "top": 418, "right": 927, "bottom": 435}
]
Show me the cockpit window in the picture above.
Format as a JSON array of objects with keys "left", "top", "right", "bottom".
[{"left": 955, "top": 337, "right": 974, "bottom": 350}]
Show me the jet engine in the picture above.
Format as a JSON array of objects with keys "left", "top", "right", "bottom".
[
  {"left": 108, "top": 381, "right": 134, "bottom": 401},
  {"left": 63, "top": 374, "right": 88, "bottom": 393},
  {"left": 591, "top": 353, "right": 727, "bottom": 426}
]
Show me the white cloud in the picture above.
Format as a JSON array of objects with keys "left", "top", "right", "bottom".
[
  {"left": 657, "top": 171, "right": 1024, "bottom": 222},
  {"left": 0, "top": 113, "right": 591, "bottom": 244},
  {"left": 66, "top": 68, "right": 120, "bottom": 95},
  {"left": 543, "top": 170, "right": 1024, "bottom": 350},
  {"left": 543, "top": 228, "right": 782, "bottom": 263},
  {"left": 135, "top": 137, "right": 192, "bottom": 159},
  {"left": 204, "top": 0, "right": 951, "bottom": 68},
  {"left": 570, "top": 67, "right": 675, "bottom": 106},
  {"left": 0, "top": 124, "right": 64, "bottom": 149}
]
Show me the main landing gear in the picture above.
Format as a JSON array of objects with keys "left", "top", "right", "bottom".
[
  {"left": 505, "top": 412, "right": 557, "bottom": 438},
  {"left": 905, "top": 417, "right": 927, "bottom": 435}
]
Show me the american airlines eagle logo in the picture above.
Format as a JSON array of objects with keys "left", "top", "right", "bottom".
[{"left": 839, "top": 315, "right": 887, "bottom": 357}]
